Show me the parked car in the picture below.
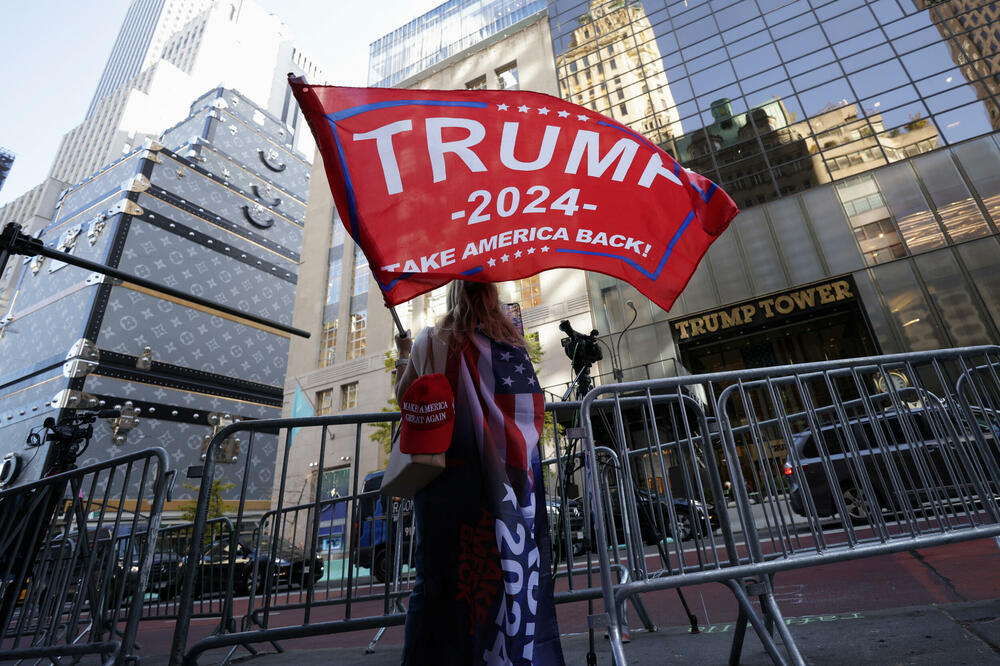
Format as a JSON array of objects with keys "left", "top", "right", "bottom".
[
  {"left": 110, "top": 525, "right": 184, "bottom": 601},
  {"left": 786, "top": 407, "right": 1000, "bottom": 524},
  {"left": 197, "top": 533, "right": 323, "bottom": 596},
  {"left": 354, "top": 471, "right": 415, "bottom": 583}
]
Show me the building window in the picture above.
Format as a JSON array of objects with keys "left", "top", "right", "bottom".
[
  {"left": 466, "top": 75, "right": 486, "bottom": 90},
  {"left": 619, "top": 103, "right": 629, "bottom": 116},
  {"left": 352, "top": 245, "right": 369, "bottom": 297},
  {"left": 318, "top": 319, "right": 338, "bottom": 367},
  {"left": 326, "top": 260, "right": 342, "bottom": 306},
  {"left": 317, "top": 389, "right": 334, "bottom": 415},
  {"left": 341, "top": 382, "right": 358, "bottom": 410},
  {"left": 347, "top": 310, "right": 367, "bottom": 359},
  {"left": 513, "top": 275, "right": 542, "bottom": 310},
  {"left": 495, "top": 61, "right": 519, "bottom": 90}
]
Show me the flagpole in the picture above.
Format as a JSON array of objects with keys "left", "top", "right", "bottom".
[{"left": 388, "top": 304, "right": 406, "bottom": 338}]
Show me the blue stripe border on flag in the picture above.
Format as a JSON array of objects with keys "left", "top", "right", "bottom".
[{"left": 555, "top": 211, "right": 695, "bottom": 281}]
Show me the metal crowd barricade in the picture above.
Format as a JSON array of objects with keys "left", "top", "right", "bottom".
[
  {"left": 0, "top": 447, "right": 171, "bottom": 665},
  {"left": 130, "top": 518, "right": 236, "bottom": 627},
  {"left": 169, "top": 412, "right": 414, "bottom": 666},
  {"left": 580, "top": 345, "right": 1000, "bottom": 665},
  {"left": 168, "top": 406, "right": 620, "bottom": 665}
]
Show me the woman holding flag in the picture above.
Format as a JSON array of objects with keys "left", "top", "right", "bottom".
[{"left": 394, "top": 280, "right": 564, "bottom": 665}]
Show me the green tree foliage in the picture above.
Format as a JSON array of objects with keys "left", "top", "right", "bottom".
[
  {"left": 179, "top": 480, "right": 236, "bottom": 522},
  {"left": 370, "top": 350, "right": 399, "bottom": 458}
]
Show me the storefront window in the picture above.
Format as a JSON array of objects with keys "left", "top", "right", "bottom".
[
  {"left": 875, "top": 162, "right": 946, "bottom": 255},
  {"left": 911, "top": 150, "right": 990, "bottom": 243},
  {"left": 870, "top": 260, "right": 948, "bottom": 351}
]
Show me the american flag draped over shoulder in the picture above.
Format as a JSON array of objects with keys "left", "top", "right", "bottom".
[{"left": 456, "top": 332, "right": 563, "bottom": 665}]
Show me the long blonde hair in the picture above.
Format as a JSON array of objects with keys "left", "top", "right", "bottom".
[{"left": 437, "top": 280, "right": 525, "bottom": 348}]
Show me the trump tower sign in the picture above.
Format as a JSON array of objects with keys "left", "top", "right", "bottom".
[{"left": 290, "top": 81, "right": 738, "bottom": 312}]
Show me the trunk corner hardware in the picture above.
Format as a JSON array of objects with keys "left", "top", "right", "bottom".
[
  {"left": 202, "top": 412, "right": 242, "bottom": 464},
  {"left": 109, "top": 401, "right": 140, "bottom": 447}
]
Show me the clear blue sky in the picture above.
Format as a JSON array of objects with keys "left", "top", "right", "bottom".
[{"left": 0, "top": 0, "right": 441, "bottom": 207}]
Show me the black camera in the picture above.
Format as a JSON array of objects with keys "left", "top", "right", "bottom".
[{"left": 559, "top": 320, "right": 603, "bottom": 370}]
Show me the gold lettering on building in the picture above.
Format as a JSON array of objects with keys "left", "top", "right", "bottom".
[{"left": 673, "top": 279, "right": 855, "bottom": 341}]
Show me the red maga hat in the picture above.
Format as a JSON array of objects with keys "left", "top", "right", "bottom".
[{"left": 399, "top": 373, "right": 454, "bottom": 455}]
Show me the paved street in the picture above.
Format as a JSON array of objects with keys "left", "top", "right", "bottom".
[{"left": 125, "top": 535, "right": 1000, "bottom": 664}]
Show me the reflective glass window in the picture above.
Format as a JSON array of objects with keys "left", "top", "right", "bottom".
[
  {"left": 957, "top": 237, "right": 1000, "bottom": 332},
  {"left": 951, "top": 136, "right": 1000, "bottom": 226},
  {"left": 734, "top": 208, "right": 789, "bottom": 293},
  {"left": 824, "top": 6, "right": 877, "bottom": 45},
  {"left": 915, "top": 249, "right": 993, "bottom": 346},
  {"left": 835, "top": 174, "right": 902, "bottom": 266},
  {"left": 801, "top": 186, "right": 865, "bottom": 274},
  {"left": 875, "top": 162, "right": 946, "bottom": 253},
  {"left": 935, "top": 102, "right": 994, "bottom": 144},
  {"left": 706, "top": 228, "right": 752, "bottom": 304},
  {"left": 870, "top": 260, "right": 948, "bottom": 350},
  {"left": 911, "top": 150, "right": 990, "bottom": 242},
  {"left": 765, "top": 198, "right": 824, "bottom": 284},
  {"left": 851, "top": 270, "right": 900, "bottom": 354}
]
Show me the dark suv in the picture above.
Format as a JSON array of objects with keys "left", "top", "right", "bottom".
[
  {"left": 354, "top": 471, "right": 415, "bottom": 583},
  {"left": 787, "top": 407, "right": 999, "bottom": 524}
]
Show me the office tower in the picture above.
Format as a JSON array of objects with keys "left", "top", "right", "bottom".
[
  {"left": 0, "top": 148, "right": 13, "bottom": 193},
  {"left": 556, "top": 0, "right": 683, "bottom": 151},
  {"left": 48, "top": 0, "right": 323, "bottom": 189},
  {"left": 545, "top": 0, "right": 1000, "bottom": 379},
  {"left": 86, "top": 0, "right": 214, "bottom": 118},
  {"left": 0, "top": 88, "right": 309, "bottom": 501}
]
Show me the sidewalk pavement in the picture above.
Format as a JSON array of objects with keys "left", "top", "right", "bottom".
[{"left": 153, "top": 598, "right": 1000, "bottom": 665}]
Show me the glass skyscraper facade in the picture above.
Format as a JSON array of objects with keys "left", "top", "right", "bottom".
[
  {"left": 368, "top": 0, "right": 547, "bottom": 87},
  {"left": 546, "top": 0, "right": 1000, "bottom": 376}
]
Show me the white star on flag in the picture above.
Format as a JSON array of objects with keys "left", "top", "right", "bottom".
[
  {"left": 514, "top": 363, "right": 525, "bottom": 373},
  {"left": 514, "top": 250, "right": 522, "bottom": 258},
  {"left": 488, "top": 257, "right": 496, "bottom": 267},
  {"left": 527, "top": 247, "right": 535, "bottom": 254},
  {"left": 497, "top": 103, "right": 509, "bottom": 110},
  {"left": 557, "top": 110, "right": 570, "bottom": 118},
  {"left": 518, "top": 105, "right": 530, "bottom": 113},
  {"left": 528, "top": 376, "right": 537, "bottom": 386},
  {"left": 541, "top": 245, "right": 550, "bottom": 252},
  {"left": 502, "top": 376, "right": 514, "bottom": 386},
  {"left": 501, "top": 253, "right": 510, "bottom": 262},
  {"left": 501, "top": 483, "right": 518, "bottom": 507},
  {"left": 577, "top": 114, "right": 589, "bottom": 121},
  {"left": 500, "top": 351, "right": 512, "bottom": 361},
  {"left": 537, "top": 107, "right": 550, "bottom": 115}
]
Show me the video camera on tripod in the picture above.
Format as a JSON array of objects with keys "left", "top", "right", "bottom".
[{"left": 559, "top": 320, "right": 603, "bottom": 399}]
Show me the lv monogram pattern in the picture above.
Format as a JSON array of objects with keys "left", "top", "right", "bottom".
[
  {"left": 0, "top": 287, "right": 96, "bottom": 378},
  {"left": 148, "top": 156, "right": 303, "bottom": 255},
  {"left": 52, "top": 154, "right": 142, "bottom": 225},
  {"left": 82, "top": 374, "right": 280, "bottom": 499}
]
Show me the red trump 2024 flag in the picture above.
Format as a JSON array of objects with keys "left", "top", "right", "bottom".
[{"left": 290, "top": 80, "right": 738, "bottom": 312}]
